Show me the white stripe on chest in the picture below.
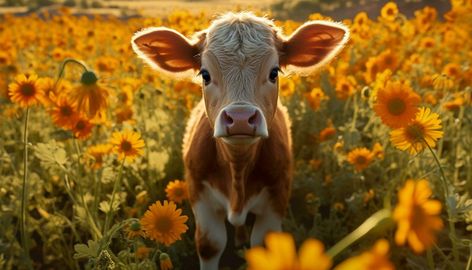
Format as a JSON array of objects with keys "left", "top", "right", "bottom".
[{"left": 197, "top": 181, "right": 270, "bottom": 226}]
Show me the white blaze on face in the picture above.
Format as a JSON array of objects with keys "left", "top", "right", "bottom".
[{"left": 199, "top": 14, "right": 281, "bottom": 143}]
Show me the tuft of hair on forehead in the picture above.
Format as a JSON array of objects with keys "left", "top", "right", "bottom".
[{"left": 204, "top": 12, "right": 282, "bottom": 70}]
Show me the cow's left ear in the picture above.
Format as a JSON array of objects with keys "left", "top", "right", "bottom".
[{"left": 280, "top": 21, "right": 349, "bottom": 72}]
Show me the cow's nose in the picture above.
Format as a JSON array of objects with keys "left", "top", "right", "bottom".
[{"left": 222, "top": 107, "right": 261, "bottom": 136}]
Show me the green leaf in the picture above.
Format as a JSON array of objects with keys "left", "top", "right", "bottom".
[
  {"left": 34, "top": 141, "right": 67, "bottom": 168},
  {"left": 73, "top": 240, "right": 100, "bottom": 259}
]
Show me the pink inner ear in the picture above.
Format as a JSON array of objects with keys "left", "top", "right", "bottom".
[
  {"left": 281, "top": 23, "right": 347, "bottom": 68},
  {"left": 133, "top": 29, "right": 201, "bottom": 72}
]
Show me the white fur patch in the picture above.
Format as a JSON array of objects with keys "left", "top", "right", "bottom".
[{"left": 200, "top": 181, "right": 272, "bottom": 226}]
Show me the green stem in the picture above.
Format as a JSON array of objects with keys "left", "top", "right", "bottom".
[
  {"left": 53, "top": 58, "right": 89, "bottom": 91},
  {"left": 425, "top": 142, "right": 459, "bottom": 269},
  {"left": 20, "top": 108, "right": 32, "bottom": 269},
  {"left": 73, "top": 140, "right": 102, "bottom": 239},
  {"left": 92, "top": 172, "right": 101, "bottom": 219},
  {"left": 427, "top": 248, "right": 435, "bottom": 270},
  {"left": 466, "top": 244, "right": 472, "bottom": 270},
  {"left": 326, "top": 209, "right": 391, "bottom": 258},
  {"left": 103, "top": 159, "right": 126, "bottom": 233},
  {"left": 350, "top": 92, "right": 359, "bottom": 131}
]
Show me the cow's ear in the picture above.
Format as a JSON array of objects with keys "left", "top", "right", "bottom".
[
  {"left": 132, "top": 27, "right": 204, "bottom": 74},
  {"left": 280, "top": 21, "right": 349, "bottom": 73}
]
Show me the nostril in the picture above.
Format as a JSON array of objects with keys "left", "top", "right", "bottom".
[
  {"left": 223, "top": 111, "right": 234, "bottom": 125},
  {"left": 248, "top": 111, "right": 258, "bottom": 125}
]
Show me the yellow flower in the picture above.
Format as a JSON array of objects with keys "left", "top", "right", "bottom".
[
  {"left": 419, "top": 37, "right": 435, "bottom": 49},
  {"left": 8, "top": 73, "right": 45, "bottom": 107},
  {"left": 159, "top": 253, "right": 173, "bottom": 270},
  {"left": 68, "top": 70, "right": 109, "bottom": 120},
  {"left": 335, "top": 76, "right": 356, "bottom": 100},
  {"left": 115, "top": 106, "right": 134, "bottom": 124},
  {"left": 334, "top": 239, "right": 395, "bottom": 270},
  {"left": 380, "top": 2, "right": 399, "bottom": 22},
  {"left": 393, "top": 180, "right": 443, "bottom": 253},
  {"left": 280, "top": 77, "right": 298, "bottom": 97},
  {"left": 442, "top": 63, "right": 462, "bottom": 80},
  {"left": 245, "top": 232, "right": 332, "bottom": 270},
  {"left": 374, "top": 81, "right": 421, "bottom": 129},
  {"left": 347, "top": 147, "right": 374, "bottom": 172},
  {"left": 305, "top": 87, "right": 327, "bottom": 111},
  {"left": 354, "top": 12, "right": 370, "bottom": 26},
  {"left": 432, "top": 74, "right": 454, "bottom": 91},
  {"left": 443, "top": 94, "right": 465, "bottom": 111},
  {"left": 110, "top": 130, "right": 145, "bottom": 162},
  {"left": 165, "top": 180, "right": 189, "bottom": 204},
  {"left": 372, "top": 142, "right": 384, "bottom": 160},
  {"left": 377, "top": 49, "right": 399, "bottom": 72},
  {"left": 140, "top": 200, "right": 188, "bottom": 246},
  {"left": 364, "top": 57, "right": 381, "bottom": 84},
  {"left": 85, "top": 144, "right": 112, "bottom": 169},
  {"left": 390, "top": 107, "right": 443, "bottom": 155}
]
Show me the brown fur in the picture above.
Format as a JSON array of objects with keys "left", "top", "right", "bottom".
[{"left": 184, "top": 101, "right": 292, "bottom": 217}]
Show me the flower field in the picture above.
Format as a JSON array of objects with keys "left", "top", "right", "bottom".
[{"left": 1, "top": 1, "right": 471, "bottom": 269}]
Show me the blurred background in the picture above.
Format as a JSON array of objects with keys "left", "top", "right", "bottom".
[{"left": 1, "top": 0, "right": 452, "bottom": 20}]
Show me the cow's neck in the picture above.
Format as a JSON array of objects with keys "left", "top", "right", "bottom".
[{"left": 216, "top": 139, "right": 261, "bottom": 212}]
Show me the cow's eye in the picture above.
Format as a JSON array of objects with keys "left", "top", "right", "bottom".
[
  {"left": 199, "top": 69, "right": 211, "bottom": 86},
  {"left": 269, "top": 67, "right": 279, "bottom": 83}
]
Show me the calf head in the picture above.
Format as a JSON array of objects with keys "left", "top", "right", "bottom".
[{"left": 132, "top": 12, "right": 349, "bottom": 145}]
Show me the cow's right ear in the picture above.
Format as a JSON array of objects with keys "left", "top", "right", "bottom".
[{"left": 132, "top": 27, "right": 204, "bottom": 74}]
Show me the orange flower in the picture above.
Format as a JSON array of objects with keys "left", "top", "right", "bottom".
[
  {"left": 68, "top": 70, "right": 109, "bottom": 120},
  {"left": 140, "top": 200, "right": 189, "bottom": 246},
  {"left": 347, "top": 147, "right": 374, "bottom": 172},
  {"left": 246, "top": 232, "right": 332, "bottom": 270},
  {"left": 50, "top": 97, "right": 79, "bottom": 129},
  {"left": 334, "top": 239, "right": 395, "bottom": 270},
  {"left": 8, "top": 73, "right": 45, "bottom": 107},
  {"left": 319, "top": 126, "right": 336, "bottom": 142},
  {"left": 165, "top": 180, "right": 189, "bottom": 204},
  {"left": 374, "top": 81, "right": 421, "bottom": 128},
  {"left": 393, "top": 179, "right": 443, "bottom": 253},
  {"left": 72, "top": 117, "right": 94, "bottom": 139}
]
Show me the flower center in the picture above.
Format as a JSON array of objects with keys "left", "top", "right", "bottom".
[
  {"left": 76, "top": 120, "right": 85, "bottom": 130},
  {"left": 387, "top": 98, "right": 406, "bottom": 115},
  {"left": 341, "top": 83, "right": 350, "bottom": 92},
  {"left": 20, "top": 83, "right": 35, "bottom": 97},
  {"left": 121, "top": 141, "right": 132, "bottom": 152},
  {"left": 411, "top": 205, "right": 427, "bottom": 229},
  {"left": 405, "top": 123, "right": 425, "bottom": 142},
  {"left": 356, "top": 155, "right": 367, "bottom": 164},
  {"left": 60, "top": 106, "right": 73, "bottom": 116},
  {"left": 130, "top": 221, "right": 141, "bottom": 231},
  {"left": 387, "top": 8, "right": 395, "bottom": 16},
  {"left": 174, "top": 188, "right": 184, "bottom": 197},
  {"left": 155, "top": 217, "right": 172, "bottom": 233}
]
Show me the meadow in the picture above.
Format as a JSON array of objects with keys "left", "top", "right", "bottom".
[{"left": 0, "top": 1, "right": 471, "bottom": 269}]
